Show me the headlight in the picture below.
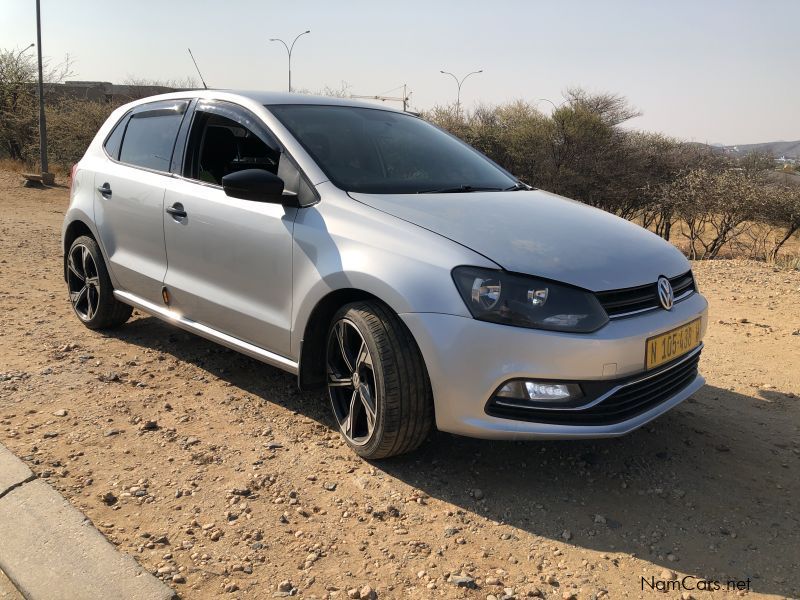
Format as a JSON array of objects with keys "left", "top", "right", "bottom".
[{"left": 452, "top": 266, "right": 608, "bottom": 333}]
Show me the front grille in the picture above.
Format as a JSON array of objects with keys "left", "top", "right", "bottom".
[
  {"left": 485, "top": 348, "right": 701, "bottom": 426},
  {"left": 596, "top": 271, "right": 696, "bottom": 319}
]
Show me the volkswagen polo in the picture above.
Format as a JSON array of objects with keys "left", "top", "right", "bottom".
[{"left": 62, "top": 90, "right": 707, "bottom": 458}]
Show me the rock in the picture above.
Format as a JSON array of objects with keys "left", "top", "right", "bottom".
[
  {"left": 140, "top": 420, "right": 159, "bottom": 431},
  {"left": 359, "top": 584, "right": 377, "bottom": 599},
  {"left": 347, "top": 589, "right": 360, "bottom": 599},
  {"left": 667, "top": 553, "right": 678, "bottom": 562},
  {"left": 99, "top": 491, "right": 117, "bottom": 505},
  {"left": 172, "top": 574, "right": 186, "bottom": 584},
  {"left": 277, "top": 580, "right": 293, "bottom": 593},
  {"left": 53, "top": 409, "right": 68, "bottom": 417},
  {"left": 594, "top": 514, "right": 607, "bottom": 524},
  {"left": 224, "top": 582, "right": 239, "bottom": 593},
  {"left": 661, "top": 569, "right": 677, "bottom": 581},
  {"left": 448, "top": 574, "right": 477, "bottom": 589},
  {"left": 104, "top": 428, "right": 122, "bottom": 437},
  {"left": 486, "top": 576, "right": 501, "bottom": 586},
  {"left": 472, "top": 488, "right": 484, "bottom": 500},
  {"left": 561, "top": 530, "right": 572, "bottom": 541},
  {"left": 323, "top": 482, "right": 337, "bottom": 491},
  {"left": 43, "top": 432, "right": 58, "bottom": 439},
  {"left": 562, "top": 592, "right": 577, "bottom": 600}
]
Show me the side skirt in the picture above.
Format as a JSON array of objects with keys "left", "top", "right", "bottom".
[{"left": 114, "top": 290, "right": 299, "bottom": 375}]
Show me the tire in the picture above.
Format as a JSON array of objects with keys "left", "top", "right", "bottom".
[
  {"left": 325, "top": 301, "right": 433, "bottom": 459},
  {"left": 66, "top": 235, "right": 132, "bottom": 330}
]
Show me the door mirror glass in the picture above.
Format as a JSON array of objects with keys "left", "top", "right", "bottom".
[{"left": 222, "top": 169, "right": 287, "bottom": 204}]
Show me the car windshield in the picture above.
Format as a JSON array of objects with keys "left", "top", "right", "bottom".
[{"left": 268, "top": 104, "right": 517, "bottom": 194}]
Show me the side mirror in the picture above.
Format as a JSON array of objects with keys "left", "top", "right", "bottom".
[{"left": 221, "top": 169, "right": 289, "bottom": 204}]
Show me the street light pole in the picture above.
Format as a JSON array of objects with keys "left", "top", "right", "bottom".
[
  {"left": 440, "top": 69, "right": 483, "bottom": 111},
  {"left": 35, "top": 0, "right": 50, "bottom": 181},
  {"left": 17, "top": 43, "right": 35, "bottom": 58},
  {"left": 269, "top": 30, "right": 311, "bottom": 92}
]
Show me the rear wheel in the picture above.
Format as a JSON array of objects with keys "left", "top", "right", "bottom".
[
  {"left": 326, "top": 301, "right": 433, "bottom": 459},
  {"left": 66, "top": 235, "right": 132, "bottom": 329}
]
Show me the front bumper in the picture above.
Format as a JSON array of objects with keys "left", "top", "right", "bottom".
[{"left": 400, "top": 291, "right": 708, "bottom": 440}]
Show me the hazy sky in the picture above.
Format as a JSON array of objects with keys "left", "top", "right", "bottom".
[{"left": 3, "top": 0, "right": 798, "bottom": 145}]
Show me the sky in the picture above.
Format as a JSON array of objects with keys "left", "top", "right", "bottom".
[{"left": 2, "top": 0, "right": 798, "bottom": 145}]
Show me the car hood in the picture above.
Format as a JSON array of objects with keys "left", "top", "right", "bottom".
[{"left": 348, "top": 189, "right": 690, "bottom": 291}]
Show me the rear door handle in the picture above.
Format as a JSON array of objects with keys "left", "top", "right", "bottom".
[
  {"left": 166, "top": 203, "right": 187, "bottom": 219},
  {"left": 97, "top": 183, "right": 112, "bottom": 197}
]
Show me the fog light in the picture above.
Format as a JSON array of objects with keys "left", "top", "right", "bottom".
[{"left": 495, "top": 380, "right": 582, "bottom": 403}]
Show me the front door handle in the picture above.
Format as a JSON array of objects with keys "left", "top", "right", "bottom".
[
  {"left": 97, "top": 183, "right": 112, "bottom": 197},
  {"left": 166, "top": 203, "right": 187, "bottom": 219}
]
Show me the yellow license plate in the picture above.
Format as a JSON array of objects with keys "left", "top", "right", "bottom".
[{"left": 646, "top": 318, "right": 701, "bottom": 370}]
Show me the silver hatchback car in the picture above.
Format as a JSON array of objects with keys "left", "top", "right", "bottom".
[{"left": 63, "top": 90, "right": 708, "bottom": 458}]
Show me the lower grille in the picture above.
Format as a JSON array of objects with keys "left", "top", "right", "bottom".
[{"left": 486, "top": 348, "right": 701, "bottom": 426}]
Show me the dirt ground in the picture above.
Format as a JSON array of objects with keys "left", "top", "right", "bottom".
[{"left": 1, "top": 170, "right": 798, "bottom": 600}]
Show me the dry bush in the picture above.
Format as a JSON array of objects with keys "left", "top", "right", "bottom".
[{"left": 45, "top": 98, "right": 121, "bottom": 167}]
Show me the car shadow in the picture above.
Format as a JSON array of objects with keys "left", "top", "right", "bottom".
[{"left": 108, "top": 315, "right": 798, "bottom": 598}]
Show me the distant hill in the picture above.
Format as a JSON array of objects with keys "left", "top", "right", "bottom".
[{"left": 722, "top": 140, "right": 800, "bottom": 159}]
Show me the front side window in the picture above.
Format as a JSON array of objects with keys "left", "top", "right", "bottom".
[
  {"left": 183, "top": 110, "right": 281, "bottom": 186},
  {"left": 268, "top": 104, "right": 516, "bottom": 194},
  {"left": 118, "top": 102, "right": 187, "bottom": 171}
]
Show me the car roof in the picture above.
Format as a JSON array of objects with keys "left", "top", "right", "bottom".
[{"left": 123, "top": 88, "right": 405, "bottom": 113}]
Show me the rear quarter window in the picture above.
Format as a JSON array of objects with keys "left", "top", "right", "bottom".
[{"left": 103, "top": 115, "right": 127, "bottom": 160}]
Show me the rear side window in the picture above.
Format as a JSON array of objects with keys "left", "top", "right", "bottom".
[{"left": 118, "top": 102, "right": 188, "bottom": 172}]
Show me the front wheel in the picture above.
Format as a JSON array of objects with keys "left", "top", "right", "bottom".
[
  {"left": 326, "top": 301, "right": 433, "bottom": 459},
  {"left": 66, "top": 235, "right": 132, "bottom": 330}
]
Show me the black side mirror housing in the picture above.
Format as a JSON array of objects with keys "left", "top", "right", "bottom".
[{"left": 222, "top": 169, "right": 295, "bottom": 205}]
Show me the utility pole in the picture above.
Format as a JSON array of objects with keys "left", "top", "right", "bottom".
[
  {"left": 35, "top": 0, "right": 51, "bottom": 184},
  {"left": 351, "top": 84, "right": 412, "bottom": 111},
  {"left": 269, "top": 30, "right": 311, "bottom": 92}
]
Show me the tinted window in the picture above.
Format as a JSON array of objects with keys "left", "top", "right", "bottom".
[
  {"left": 103, "top": 115, "right": 127, "bottom": 160},
  {"left": 185, "top": 112, "right": 280, "bottom": 185},
  {"left": 268, "top": 105, "right": 516, "bottom": 194},
  {"left": 119, "top": 111, "right": 184, "bottom": 171}
]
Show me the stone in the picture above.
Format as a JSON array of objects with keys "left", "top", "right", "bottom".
[
  {"left": 53, "top": 409, "right": 68, "bottom": 417},
  {"left": 99, "top": 491, "right": 118, "bottom": 505},
  {"left": 359, "top": 584, "right": 377, "bottom": 599},
  {"left": 661, "top": 569, "right": 677, "bottom": 581},
  {"left": 449, "top": 574, "right": 477, "bottom": 589},
  {"left": 277, "top": 580, "right": 293, "bottom": 592}
]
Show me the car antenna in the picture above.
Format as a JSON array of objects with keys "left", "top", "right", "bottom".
[{"left": 187, "top": 48, "right": 208, "bottom": 89}]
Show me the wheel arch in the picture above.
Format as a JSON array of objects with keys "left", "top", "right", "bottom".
[
  {"left": 297, "top": 288, "right": 430, "bottom": 394},
  {"left": 62, "top": 219, "right": 96, "bottom": 282}
]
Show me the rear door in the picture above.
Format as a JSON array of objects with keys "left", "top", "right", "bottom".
[
  {"left": 162, "top": 100, "right": 300, "bottom": 356},
  {"left": 94, "top": 99, "right": 189, "bottom": 305}
]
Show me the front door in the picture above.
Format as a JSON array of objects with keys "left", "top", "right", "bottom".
[{"left": 162, "top": 101, "right": 296, "bottom": 356}]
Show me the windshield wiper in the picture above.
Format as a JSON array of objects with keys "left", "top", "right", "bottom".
[
  {"left": 417, "top": 185, "right": 505, "bottom": 194},
  {"left": 504, "top": 182, "right": 531, "bottom": 191}
]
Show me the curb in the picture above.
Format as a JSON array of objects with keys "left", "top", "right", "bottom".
[{"left": 0, "top": 444, "right": 176, "bottom": 600}]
